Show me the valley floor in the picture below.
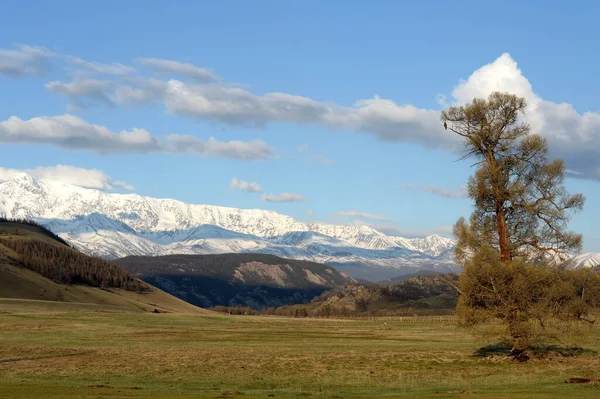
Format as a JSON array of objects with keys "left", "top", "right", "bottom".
[{"left": 0, "top": 301, "right": 599, "bottom": 398}]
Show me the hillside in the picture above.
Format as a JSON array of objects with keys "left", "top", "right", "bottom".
[
  {"left": 116, "top": 253, "right": 356, "bottom": 309},
  {"left": 0, "top": 220, "right": 206, "bottom": 314},
  {"left": 265, "top": 273, "right": 460, "bottom": 317}
]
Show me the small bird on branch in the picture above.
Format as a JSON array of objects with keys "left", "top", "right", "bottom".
[{"left": 443, "top": 122, "right": 447, "bottom": 130}]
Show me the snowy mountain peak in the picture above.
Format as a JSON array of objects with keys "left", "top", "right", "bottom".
[
  {"left": 0, "top": 174, "right": 463, "bottom": 279},
  {"left": 9, "top": 172, "right": 35, "bottom": 184}
]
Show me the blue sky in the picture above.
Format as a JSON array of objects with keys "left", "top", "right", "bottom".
[{"left": 1, "top": 0, "right": 599, "bottom": 251}]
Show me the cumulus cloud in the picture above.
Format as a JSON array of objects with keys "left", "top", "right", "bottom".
[
  {"left": 230, "top": 177, "right": 263, "bottom": 193},
  {"left": 113, "top": 78, "right": 168, "bottom": 107},
  {"left": 8, "top": 43, "right": 598, "bottom": 180},
  {"left": 45, "top": 76, "right": 167, "bottom": 109},
  {"left": 403, "top": 184, "right": 469, "bottom": 199},
  {"left": 261, "top": 192, "right": 306, "bottom": 203},
  {"left": 448, "top": 53, "right": 600, "bottom": 181},
  {"left": 0, "top": 165, "right": 134, "bottom": 191},
  {"left": 158, "top": 54, "right": 600, "bottom": 180},
  {"left": 0, "top": 45, "right": 52, "bottom": 77},
  {"left": 161, "top": 80, "right": 451, "bottom": 148},
  {"left": 138, "top": 58, "right": 217, "bottom": 82},
  {"left": 0, "top": 114, "right": 274, "bottom": 160},
  {"left": 0, "top": 114, "right": 160, "bottom": 153},
  {"left": 334, "top": 210, "right": 389, "bottom": 221}
]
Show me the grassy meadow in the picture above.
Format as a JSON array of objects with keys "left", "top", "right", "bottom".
[{"left": 1, "top": 300, "right": 599, "bottom": 398}]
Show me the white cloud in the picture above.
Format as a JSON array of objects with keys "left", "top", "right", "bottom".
[
  {"left": 297, "top": 144, "right": 309, "bottom": 153},
  {"left": 68, "top": 56, "right": 135, "bottom": 75},
  {"left": 166, "top": 135, "right": 274, "bottom": 160},
  {"left": 7, "top": 43, "right": 597, "bottom": 180},
  {"left": 229, "top": 177, "right": 263, "bottom": 193},
  {"left": 0, "top": 45, "right": 52, "bottom": 77},
  {"left": 46, "top": 78, "right": 115, "bottom": 107},
  {"left": 448, "top": 53, "right": 600, "bottom": 181},
  {"left": 158, "top": 54, "right": 600, "bottom": 180},
  {"left": 0, "top": 165, "right": 134, "bottom": 191},
  {"left": 0, "top": 45, "right": 135, "bottom": 78},
  {"left": 138, "top": 58, "right": 217, "bottom": 82},
  {"left": 0, "top": 114, "right": 274, "bottom": 160},
  {"left": 0, "top": 114, "right": 160, "bottom": 153},
  {"left": 46, "top": 76, "right": 167, "bottom": 109},
  {"left": 160, "top": 80, "right": 453, "bottom": 148},
  {"left": 403, "top": 184, "right": 468, "bottom": 199},
  {"left": 334, "top": 210, "right": 389, "bottom": 221},
  {"left": 261, "top": 192, "right": 306, "bottom": 203},
  {"left": 113, "top": 78, "right": 168, "bottom": 107}
]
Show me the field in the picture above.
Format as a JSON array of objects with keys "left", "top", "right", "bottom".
[{"left": 1, "top": 301, "right": 599, "bottom": 398}]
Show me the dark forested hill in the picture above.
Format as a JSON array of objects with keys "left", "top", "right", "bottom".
[
  {"left": 116, "top": 253, "right": 356, "bottom": 310},
  {"left": 0, "top": 219, "right": 205, "bottom": 313},
  {"left": 0, "top": 218, "right": 142, "bottom": 291}
]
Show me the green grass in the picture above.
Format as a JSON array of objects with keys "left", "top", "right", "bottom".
[{"left": 0, "top": 302, "right": 599, "bottom": 398}]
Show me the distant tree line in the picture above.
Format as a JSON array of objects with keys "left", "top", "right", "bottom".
[
  {"left": 208, "top": 305, "right": 336, "bottom": 318},
  {"left": 378, "top": 274, "right": 458, "bottom": 302},
  {"left": 0, "top": 236, "right": 145, "bottom": 292}
]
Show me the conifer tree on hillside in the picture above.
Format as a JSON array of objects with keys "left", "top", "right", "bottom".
[{"left": 0, "top": 219, "right": 144, "bottom": 292}]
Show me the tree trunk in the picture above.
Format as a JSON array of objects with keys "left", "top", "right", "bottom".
[
  {"left": 496, "top": 206, "right": 511, "bottom": 263},
  {"left": 487, "top": 151, "right": 511, "bottom": 263},
  {"left": 507, "top": 315, "right": 530, "bottom": 361}
]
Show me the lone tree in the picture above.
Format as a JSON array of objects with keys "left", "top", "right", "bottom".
[{"left": 442, "top": 92, "right": 599, "bottom": 358}]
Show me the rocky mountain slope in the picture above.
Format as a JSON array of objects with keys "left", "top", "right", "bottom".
[{"left": 116, "top": 253, "right": 355, "bottom": 309}]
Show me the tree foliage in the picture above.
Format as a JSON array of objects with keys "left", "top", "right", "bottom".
[
  {"left": 442, "top": 92, "right": 598, "bottom": 358},
  {"left": 442, "top": 92, "right": 584, "bottom": 263}
]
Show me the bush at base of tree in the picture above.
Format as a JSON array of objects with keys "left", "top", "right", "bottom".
[{"left": 457, "top": 247, "right": 600, "bottom": 358}]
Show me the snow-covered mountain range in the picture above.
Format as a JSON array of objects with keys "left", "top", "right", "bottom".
[{"left": 0, "top": 173, "right": 596, "bottom": 280}]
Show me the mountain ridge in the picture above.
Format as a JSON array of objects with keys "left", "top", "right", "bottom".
[{"left": 1, "top": 174, "right": 596, "bottom": 280}]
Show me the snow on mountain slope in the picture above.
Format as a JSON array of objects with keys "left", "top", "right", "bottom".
[
  {"left": 2, "top": 173, "right": 596, "bottom": 279},
  {"left": 0, "top": 173, "right": 462, "bottom": 278},
  {"left": 392, "top": 235, "right": 456, "bottom": 257},
  {"left": 566, "top": 253, "right": 600, "bottom": 269}
]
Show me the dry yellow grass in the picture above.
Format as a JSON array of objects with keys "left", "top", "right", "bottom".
[
  {"left": 1, "top": 301, "right": 599, "bottom": 398},
  {"left": 0, "top": 263, "right": 209, "bottom": 314}
]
